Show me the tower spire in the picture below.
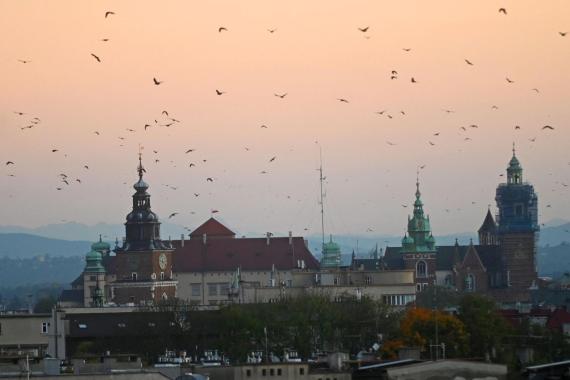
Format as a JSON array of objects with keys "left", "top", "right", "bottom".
[{"left": 137, "top": 145, "right": 145, "bottom": 180}]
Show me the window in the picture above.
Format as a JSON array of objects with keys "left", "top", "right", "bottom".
[
  {"left": 89, "top": 275, "right": 96, "bottom": 281},
  {"left": 277, "top": 369, "right": 282, "bottom": 376},
  {"left": 416, "top": 260, "right": 427, "bottom": 278},
  {"left": 191, "top": 284, "right": 201, "bottom": 297},
  {"left": 299, "top": 368, "right": 304, "bottom": 375},
  {"left": 41, "top": 322, "right": 49, "bottom": 334},
  {"left": 262, "top": 369, "right": 267, "bottom": 376},
  {"left": 220, "top": 283, "right": 229, "bottom": 296},
  {"left": 515, "top": 204, "right": 523, "bottom": 217},
  {"left": 160, "top": 272, "right": 165, "bottom": 280},
  {"left": 365, "top": 276, "right": 372, "bottom": 285},
  {"left": 416, "top": 283, "right": 422, "bottom": 292},
  {"left": 208, "top": 283, "right": 218, "bottom": 296},
  {"left": 333, "top": 277, "right": 339, "bottom": 285},
  {"left": 0, "top": 322, "right": 2, "bottom": 335},
  {"left": 131, "top": 272, "right": 138, "bottom": 281},
  {"left": 246, "top": 369, "right": 252, "bottom": 377},
  {"left": 117, "top": 323, "right": 126, "bottom": 328},
  {"left": 270, "top": 369, "right": 275, "bottom": 376},
  {"left": 465, "top": 274, "right": 475, "bottom": 292}
]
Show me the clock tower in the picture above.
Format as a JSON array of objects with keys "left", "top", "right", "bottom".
[
  {"left": 495, "top": 145, "right": 539, "bottom": 300},
  {"left": 112, "top": 153, "right": 177, "bottom": 305}
]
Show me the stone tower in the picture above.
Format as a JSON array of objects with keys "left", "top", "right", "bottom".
[
  {"left": 495, "top": 146, "right": 539, "bottom": 300},
  {"left": 112, "top": 153, "right": 177, "bottom": 305},
  {"left": 401, "top": 175, "right": 437, "bottom": 291}
]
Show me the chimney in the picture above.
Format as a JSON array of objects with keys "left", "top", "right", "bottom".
[
  {"left": 288, "top": 231, "right": 293, "bottom": 245},
  {"left": 202, "top": 233, "right": 207, "bottom": 245},
  {"left": 181, "top": 234, "right": 185, "bottom": 247}
]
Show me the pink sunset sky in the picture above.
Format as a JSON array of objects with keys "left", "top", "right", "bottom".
[{"left": 1, "top": 1, "right": 569, "bottom": 236}]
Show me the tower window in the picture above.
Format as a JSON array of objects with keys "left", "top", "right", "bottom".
[
  {"left": 465, "top": 274, "right": 475, "bottom": 292},
  {"left": 131, "top": 272, "right": 138, "bottom": 281},
  {"left": 416, "top": 260, "right": 427, "bottom": 278},
  {"left": 160, "top": 272, "right": 165, "bottom": 281}
]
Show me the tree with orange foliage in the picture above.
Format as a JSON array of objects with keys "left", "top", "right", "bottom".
[{"left": 400, "top": 307, "right": 467, "bottom": 358}]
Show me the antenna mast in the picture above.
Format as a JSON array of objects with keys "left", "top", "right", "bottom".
[{"left": 319, "top": 146, "right": 325, "bottom": 251}]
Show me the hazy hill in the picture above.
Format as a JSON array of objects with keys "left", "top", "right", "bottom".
[
  {"left": 0, "top": 233, "right": 92, "bottom": 258},
  {"left": 0, "top": 256, "right": 84, "bottom": 287}
]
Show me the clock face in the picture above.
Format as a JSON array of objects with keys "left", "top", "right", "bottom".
[{"left": 159, "top": 253, "right": 167, "bottom": 270}]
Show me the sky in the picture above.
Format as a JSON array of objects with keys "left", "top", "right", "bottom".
[{"left": 1, "top": 1, "right": 569, "bottom": 238}]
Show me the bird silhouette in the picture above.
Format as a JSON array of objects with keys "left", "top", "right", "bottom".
[
  {"left": 386, "top": 141, "right": 396, "bottom": 146},
  {"left": 216, "top": 89, "right": 226, "bottom": 95},
  {"left": 218, "top": 27, "right": 228, "bottom": 32},
  {"left": 153, "top": 77, "right": 163, "bottom": 85},
  {"left": 402, "top": 48, "right": 412, "bottom": 52},
  {"left": 194, "top": 193, "right": 200, "bottom": 197},
  {"left": 144, "top": 124, "right": 151, "bottom": 130},
  {"left": 206, "top": 177, "right": 214, "bottom": 182},
  {"left": 105, "top": 11, "right": 115, "bottom": 18},
  {"left": 189, "top": 163, "right": 196, "bottom": 167},
  {"left": 90, "top": 53, "right": 101, "bottom": 62},
  {"left": 375, "top": 110, "right": 386, "bottom": 115},
  {"left": 498, "top": 8, "right": 507, "bottom": 14},
  {"left": 531, "top": 88, "right": 540, "bottom": 93},
  {"left": 411, "top": 77, "right": 417, "bottom": 83},
  {"left": 84, "top": 165, "right": 89, "bottom": 169},
  {"left": 5, "top": 161, "right": 14, "bottom": 165},
  {"left": 269, "top": 156, "right": 276, "bottom": 162},
  {"left": 18, "top": 59, "right": 31, "bottom": 64},
  {"left": 51, "top": 149, "right": 58, "bottom": 152},
  {"left": 542, "top": 125, "right": 555, "bottom": 130},
  {"left": 94, "top": 131, "right": 100, "bottom": 135},
  {"left": 100, "top": 38, "right": 109, "bottom": 42},
  {"left": 337, "top": 98, "right": 349, "bottom": 103},
  {"left": 162, "top": 110, "right": 169, "bottom": 116},
  {"left": 13, "top": 111, "right": 25, "bottom": 115},
  {"left": 274, "top": 93, "right": 287, "bottom": 98},
  {"left": 560, "top": 32, "right": 567, "bottom": 37},
  {"left": 506, "top": 77, "right": 514, "bottom": 83},
  {"left": 429, "top": 141, "right": 435, "bottom": 146},
  {"left": 358, "top": 26, "right": 369, "bottom": 32},
  {"left": 185, "top": 149, "right": 195, "bottom": 153},
  {"left": 168, "top": 212, "right": 178, "bottom": 219},
  {"left": 267, "top": 28, "right": 277, "bottom": 33},
  {"left": 465, "top": 59, "right": 474, "bottom": 65},
  {"left": 260, "top": 125, "right": 268, "bottom": 129},
  {"left": 515, "top": 125, "right": 521, "bottom": 130}
]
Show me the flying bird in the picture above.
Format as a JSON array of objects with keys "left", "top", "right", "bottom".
[
  {"left": 542, "top": 125, "right": 555, "bottom": 130},
  {"left": 206, "top": 177, "right": 214, "bottom": 182},
  {"left": 465, "top": 59, "right": 474, "bottom": 65},
  {"left": 162, "top": 110, "right": 169, "bottom": 116},
  {"left": 358, "top": 26, "right": 369, "bottom": 32},
  {"left": 84, "top": 165, "right": 89, "bottom": 169},
  {"left": 411, "top": 77, "right": 417, "bottom": 83},
  {"left": 531, "top": 88, "right": 540, "bottom": 93},
  {"left": 260, "top": 125, "right": 268, "bottom": 129},
  {"left": 51, "top": 149, "right": 58, "bottom": 153},
  {"left": 90, "top": 53, "right": 101, "bottom": 62},
  {"left": 274, "top": 93, "right": 287, "bottom": 98},
  {"left": 13, "top": 111, "right": 25, "bottom": 116},
  {"left": 104, "top": 11, "right": 115, "bottom": 18},
  {"left": 144, "top": 124, "right": 151, "bottom": 130},
  {"left": 100, "top": 38, "right": 109, "bottom": 42},
  {"left": 269, "top": 156, "right": 276, "bottom": 162},
  {"left": 153, "top": 77, "right": 163, "bottom": 85},
  {"left": 506, "top": 77, "right": 514, "bottom": 83},
  {"left": 560, "top": 32, "right": 567, "bottom": 37},
  {"left": 94, "top": 131, "right": 100, "bottom": 135},
  {"left": 168, "top": 212, "right": 178, "bottom": 219},
  {"left": 515, "top": 125, "right": 521, "bottom": 130},
  {"left": 218, "top": 27, "right": 228, "bottom": 32},
  {"left": 194, "top": 193, "right": 200, "bottom": 197},
  {"left": 402, "top": 48, "right": 412, "bottom": 52},
  {"left": 386, "top": 141, "right": 396, "bottom": 146},
  {"left": 428, "top": 141, "right": 435, "bottom": 146},
  {"left": 185, "top": 149, "right": 195, "bottom": 153},
  {"left": 5, "top": 161, "right": 14, "bottom": 165},
  {"left": 189, "top": 163, "right": 196, "bottom": 167},
  {"left": 18, "top": 59, "right": 31, "bottom": 64},
  {"left": 216, "top": 89, "right": 226, "bottom": 95},
  {"left": 267, "top": 28, "right": 277, "bottom": 33},
  {"left": 498, "top": 8, "right": 507, "bottom": 14},
  {"left": 337, "top": 98, "right": 349, "bottom": 103}
]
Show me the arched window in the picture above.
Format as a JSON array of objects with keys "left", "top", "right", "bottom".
[
  {"left": 416, "top": 260, "right": 427, "bottom": 278},
  {"left": 465, "top": 274, "right": 475, "bottom": 292}
]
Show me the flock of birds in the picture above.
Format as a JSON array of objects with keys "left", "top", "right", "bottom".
[{"left": 4, "top": 5, "right": 568, "bottom": 235}]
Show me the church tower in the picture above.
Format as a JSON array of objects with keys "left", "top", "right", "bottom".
[
  {"left": 478, "top": 208, "right": 498, "bottom": 246},
  {"left": 495, "top": 146, "right": 539, "bottom": 300},
  {"left": 112, "top": 153, "right": 177, "bottom": 305},
  {"left": 401, "top": 174, "right": 437, "bottom": 291}
]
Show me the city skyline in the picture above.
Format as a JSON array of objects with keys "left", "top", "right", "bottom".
[{"left": 1, "top": 1, "right": 569, "bottom": 236}]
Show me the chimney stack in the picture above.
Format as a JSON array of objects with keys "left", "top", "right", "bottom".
[
  {"left": 288, "top": 231, "right": 293, "bottom": 245},
  {"left": 181, "top": 234, "right": 185, "bottom": 247},
  {"left": 203, "top": 233, "right": 207, "bottom": 245}
]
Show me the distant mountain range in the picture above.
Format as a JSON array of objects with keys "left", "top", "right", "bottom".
[{"left": 1, "top": 220, "right": 569, "bottom": 259}]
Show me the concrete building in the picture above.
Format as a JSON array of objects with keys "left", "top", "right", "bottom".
[{"left": 0, "top": 313, "right": 52, "bottom": 359}]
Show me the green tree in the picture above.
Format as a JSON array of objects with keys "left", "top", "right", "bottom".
[
  {"left": 34, "top": 295, "right": 57, "bottom": 313},
  {"left": 458, "top": 294, "right": 511, "bottom": 361}
]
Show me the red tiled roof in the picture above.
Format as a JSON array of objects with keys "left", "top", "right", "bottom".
[
  {"left": 189, "top": 217, "right": 236, "bottom": 238},
  {"left": 172, "top": 236, "right": 319, "bottom": 272},
  {"left": 547, "top": 309, "right": 570, "bottom": 331}
]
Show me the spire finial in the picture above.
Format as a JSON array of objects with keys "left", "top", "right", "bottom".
[
  {"left": 512, "top": 141, "right": 516, "bottom": 157},
  {"left": 99, "top": 234, "right": 102, "bottom": 242},
  {"left": 415, "top": 167, "right": 421, "bottom": 198},
  {"left": 137, "top": 145, "right": 145, "bottom": 180}
]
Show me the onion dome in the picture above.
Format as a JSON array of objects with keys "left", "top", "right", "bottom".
[
  {"left": 91, "top": 235, "right": 110, "bottom": 254},
  {"left": 85, "top": 248, "right": 105, "bottom": 273}
]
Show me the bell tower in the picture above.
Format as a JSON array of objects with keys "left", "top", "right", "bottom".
[
  {"left": 112, "top": 152, "right": 177, "bottom": 305},
  {"left": 495, "top": 145, "right": 539, "bottom": 300}
]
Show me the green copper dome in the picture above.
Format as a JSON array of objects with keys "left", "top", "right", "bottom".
[
  {"left": 85, "top": 248, "right": 106, "bottom": 273},
  {"left": 402, "top": 234, "right": 414, "bottom": 245},
  {"left": 321, "top": 235, "right": 341, "bottom": 268},
  {"left": 91, "top": 235, "right": 110, "bottom": 253}
]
